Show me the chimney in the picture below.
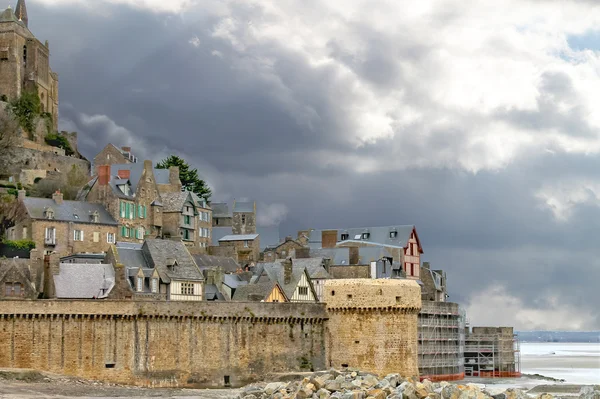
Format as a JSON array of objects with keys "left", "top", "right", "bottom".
[
  {"left": 349, "top": 247, "right": 359, "bottom": 265},
  {"left": 321, "top": 230, "right": 338, "bottom": 248},
  {"left": 97, "top": 165, "right": 110, "bottom": 186},
  {"left": 121, "top": 146, "right": 131, "bottom": 153},
  {"left": 17, "top": 189, "right": 26, "bottom": 201},
  {"left": 423, "top": 262, "right": 430, "bottom": 270},
  {"left": 285, "top": 236, "right": 293, "bottom": 242},
  {"left": 283, "top": 258, "right": 293, "bottom": 285},
  {"left": 169, "top": 166, "right": 182, "bottom": 190},
  {"left": 52, "top": 190, "right": 63, "bottom": 205},
  {"left": 295, "top": 247, "right": 310, "bottom": 259},
  {"left": 117, "top": 169, "right": 130, "bottom": 179},
  {"left": 323, "top": 257, "right": 332, "bottom": 272}
]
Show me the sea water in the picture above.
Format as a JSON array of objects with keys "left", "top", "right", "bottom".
[{"left": 520, "top": 342, "right": 600, "bottom": 384}]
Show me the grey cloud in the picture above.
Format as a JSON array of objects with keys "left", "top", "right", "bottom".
[{"left": 25, "top": 0, "right": 600, "bottom": 329}]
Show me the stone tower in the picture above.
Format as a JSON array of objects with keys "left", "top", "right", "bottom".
[
  {"left": 324, "top": 279, "right": 422, "bottom": 377},
  {"left": 0, "top": 0, "right": 59, "bottom": 130}
]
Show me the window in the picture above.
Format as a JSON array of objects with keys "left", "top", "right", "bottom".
[
  {"left": 184, "top": 215, "right": 191, "bottom": 225},
  {"left": 73, "top": 214, "right": 79, "bottom": 220},
  {"left": 23, "top": 45, "right": 26, "bottom": 64},
  {"left": 298, "top": 286, "right": 308, "bottom": 296},
  {"left": 181, "top": 282, "right": 194, "bottom": 295},
  {"left": 0, "top": 46, "right": 8, "bottom": 61},
  {"left": 5, "top": 282, "right": 23, "bottom": 297},
  {"left": 341, "top": 233, "right": 349, "bottom": 240},
  {"left": 137, "top": 277, "right": 143, "bottom": 292},
  {"left": 22, "top": 227, "right": 27, "bottom": 239},
  {"left": 244, "top": 240, "right": 249, "bottom": 248},
  {"left": 183, "top": 229, "right": 190, "bottom": 240},
  {"left": 121, "top": 226, "right": 130, "bottom": 238},
  {"left": 136, "top": 227, "right": 145, "bottom": 240},
  {"left": 74, "top": 230, "right": 84, "bottom": 241},
  {"left": 139, "top": 205, "right": 144, "bottom": 219},
  {"left": 45, "top": 208, "right": 54, "bottom": 219},
  {"left": 120, "top": 201, "right": 126, "bottom": 218},
  {"left": 91, "top": 212, "right": 99, "bottom": 223},
  {"left": 362, "top": 233, "right": 370, "bottom": 240},
  {"left": 207, "top": 228, "right": 210, "bottom": 238},
  {"left": 107, "top": 233, "right": 116, "bottom": 244},
  {"left": 151, "top": 278, "right": 158, "bottom": 293},
  {"left": 390, "top": 231, "right": 398, "bottom": 238},
  {"left": 45, "top": 227, "right": 56, "bottom": 245},
  {"left": 241, "top": 214, "right": 246, "bottom": 224},
  {"left": 93, "top": 232, "right": 100, "bottom": 243},
  {"left": 129, "top": 203, "right": 134, "bottom": 219}
]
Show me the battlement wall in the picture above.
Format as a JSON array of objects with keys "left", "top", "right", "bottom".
[{"left": 0, "top": 300, "right": 328, "bottom": 388}]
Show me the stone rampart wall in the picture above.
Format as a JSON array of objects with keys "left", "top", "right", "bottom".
[
  {"left": 0, "top": 146, "right": 89, "bottom": 179},
  {"left": 0, "top": 300, "right": 328, "bottom": 388}
]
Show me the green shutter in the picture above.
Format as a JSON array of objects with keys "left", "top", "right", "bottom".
[
  {"left": 143, "top": 206, "right": 147, "bottom": 219},
  {"left": 134, "top": 204, "right": 137, "bottom": 219},
  {"left": 121, "top": 226, "right": 126, "bottom": 237},
  {"left": 138, "top": 205, "right": 142, "bottom": 218}
]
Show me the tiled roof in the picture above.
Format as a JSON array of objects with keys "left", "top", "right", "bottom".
[
  {"left": 54, "top": 263, "right": 115, "bottom": 299},
  {"left": 193, "top": 254, "right": 240, "bottom": 273},
  {"left": 160, "top": 191, "right": 196, "bottom": 213},
  {"left": 308, "top": 225, "right": 418, "bottom": 250},
  {"left": 219, "top": 234, "right": 259, "bottom": 241},
  {"left": 142, "top": 239, "right": 204, "bottom": 282},
  {"left": 22, "top": 198, "right": 118, "bottom": 225}
]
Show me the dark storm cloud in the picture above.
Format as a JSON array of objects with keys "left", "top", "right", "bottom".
[{"left": 26, "top": 0, "right": 600, "bottom": 329}]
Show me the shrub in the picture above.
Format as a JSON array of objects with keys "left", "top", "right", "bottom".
[
  {"left": 10, "top": 90, "right": 41, "bottom": 133},
  {"left": 2, "top": 239, "right": 35, "bottom": 251},
  {"left": 45, "top": 133, "right": 73, "bottom": 156}
]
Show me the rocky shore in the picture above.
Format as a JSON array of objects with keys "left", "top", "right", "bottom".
[{"left": 237, "top": 370, "right": 600, "bottom": 399}]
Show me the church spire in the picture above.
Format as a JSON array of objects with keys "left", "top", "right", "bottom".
[{"left": 15, "top": 0, "right": 27, "bottom": 27}]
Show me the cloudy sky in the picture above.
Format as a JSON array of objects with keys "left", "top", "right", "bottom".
[{"left": 21, "top": 0, "right": 600, "bottom": 330}]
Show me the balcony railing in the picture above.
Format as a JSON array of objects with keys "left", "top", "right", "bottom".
[{"left": 44, "top": 238, "right": 56, "bottom": 246}]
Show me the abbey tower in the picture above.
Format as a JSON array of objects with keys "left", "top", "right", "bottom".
[{"left": 0, "top": 0, "right": 59, "bottom": 130}]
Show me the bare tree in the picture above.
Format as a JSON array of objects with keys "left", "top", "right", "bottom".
[{"left": 0, "top": 105, "right": 21, "bottom": 159}]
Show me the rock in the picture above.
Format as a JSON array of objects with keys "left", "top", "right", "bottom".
[
  {"left": 441, "top": 385, "right": 461, "bottom": 399},
  {"left": 504, "top": 389, "right": 525, "bottom": 399},
  {"left": 536, "top": 394, "right": 554, "bottom": 399},
  {"left": 363, "top": 375, "right": 380, "bottom": 388},
  {"left": 297, "top": 386, "right": 315, "bottom": 399},
  {"left": 326, "top": 381, "right": 342, "bottom": 392},
  {"left": 415, "top": 383, "right": 430, "bottom": 399},
  {"left": 384, "top": 374, "right": 400, "bottom": 388},
  {"left": 491, "top": 394, "right": 506, "bottom": 399},
  {"left": 313, "top": 375, "right": 333, "bottom": 390},
  {"left": 376, "top": 379, "right": 391, "bottom": 390},
  {"left": 351, "top": 372, "right": 358, "bottom": 378},
  {"left": 579, "top": 387, "right": 600, "bottom": 399},
  {"left": 421, "top": 380, "right": 434, "bottom": 393},
  {"left": 243, "top": 386, "right": 264, "bottom": 396},
  {"left": 428, "top": 393, "right": 442, "bottom": 399},
  {"left": 242, "top": 396, "right": 257, "bottom": 399},
  {"left": 342, "top": 391, "right": 366, "bottom": 399},
  {"left": 316, "top": 388, "right": 332, "bottom": 399},
  {"left": 265, "top": 382, "right": 286, "bottom": 395},
  {"left": 367, "top": 388, "right": 387, "bottom": 399}
]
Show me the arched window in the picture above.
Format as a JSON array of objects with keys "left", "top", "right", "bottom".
[{"left": 22, "top": 45, "right": 26, "bottom": 65}]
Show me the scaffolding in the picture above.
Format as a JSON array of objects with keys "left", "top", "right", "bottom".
[
  {"left": 464, "top": 327, "right": 521, "bottom": 378},
  {"left": 418, "top": 301, "right": 465, "bottom": 381}
]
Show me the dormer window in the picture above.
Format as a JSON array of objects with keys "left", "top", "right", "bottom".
[
  {"left": 44, "top": 208, "right": 54, "bottom": 219},
  {"left": 361, "top": 232, "right": 370, "bottom": 240},
  {"left": 118, "top": 184, "right": 131, "bottom": 196},
  {"left": 341, "top": 233, "right": 349, "bottom": 241},
  {"left": 166, "top": 258, "right": 178, "bottom": 271},
  {"left": 73, "top": 214, "right": 79, "bottom": 220},
  {"left": 390, "top": 231, "right": 398, "bottom": 238}
]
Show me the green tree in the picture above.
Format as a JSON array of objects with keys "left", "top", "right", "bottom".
[
  {"left": 156, "top": 155, "right": 211, "bottom": 200},
  {"left": 10, "top": 90, "right": 40, "bottom": 134}
]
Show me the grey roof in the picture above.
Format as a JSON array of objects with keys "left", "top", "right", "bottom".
[
  {"left": 54, "top": 263, "right": 115, "bottom": 299},
  {"left": 0, "top": 7, "right": 19, "bottom": 23},
  {"left": 117, "top": 247, "right": 150, "bottom": 269},
  {"left": 116, "top": 241, "right": 143, "bottom": 250},
  {"left": 307, "top": 225, "right": 419, "bottom": 250},
  {"left": 191, "top": 193, "right": 210, "bottom": 209},
  {"left": 255, "top": 262, "right": 315, "bottom": 300},
  {"left": 103, "top": 163, "right": 169, "bottom": 200},
  {"left": 161, "top": 191, "right": 196, "bottom": 213},
  {"left": 22, "top": 198, "right": 118, "bottom": 225},
  {"left": 310, "top": 248, "right": 350, "bottom": 265},
  {"left": 219, "top": 234, "right": 259, "bottom": 242},
  {"left": 142, "top": 239, "right": 204, "bottom": 282},
  {"left": 211, "top": 226, "right": 280, "bottom": 251},
  {"left": 233, "top": 201, "right": 254, "bottom": 213},
  {"left": 290, "top": 258, "right": 330, "bottom": 279},
  {"left": 204, "top": 284, "right": 226, "bottom": 301},
  {"left": 223, "top": 273, "right": 247, "bottom": 289},
  {"left": 193, "top": 254, "right": 240, "bottom": 273},
  {"left": 211, "top": 203, "right": 230, "bottom": 217},
  {"left": 232, "top": 280, "right": 280, "bottom": 302},
  {"left": 357, "top": 247, "right": 394, "bottom": 264}
]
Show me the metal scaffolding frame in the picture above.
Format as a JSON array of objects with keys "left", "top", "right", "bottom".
[
  {"left": 463, "top": 329, "right": 521, "bottom": 378},
  {"left": 418, "top": 301, "right": 465, "bottom": 380}
]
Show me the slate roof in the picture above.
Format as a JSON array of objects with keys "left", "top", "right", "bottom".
[
  {"left": 0, "top": 7, "right": 19, "bottom": 23},
  {"left": 161, "top": 191, "right": 196, "bottom": 213},
  {"left": 232, "top": 280, "right": 281, "bottom": 302},
  {"left": 54, "top": 263, "right": 115, "bottom": 299},
  {"left": 310, "top": 248, "right": 350, "bottom": 265},
  {"left": 233, "top": 201, "right": 254, "bottom": 213},
  {"left": 307, "top": 225, "right": 419, "bottom": 250},
  {"left": 223, "top": 273, "right": 247, "bottom": 289},
  {"left": 255, "top": 262, "right": 315, "bottom": 300},
  {"left": 204, "top": 284, "right": 226, "bottom": 301},
  {"left": 212, "top": 226, "right": 280, "bottom": 250},
  {"left": 211, "top": 203, "right": 230, "bottom": 217},
  {"left": 219, "top": 234, "right": 259, "bottom": 242},
  {"left": 289, "top": 258, "right": 330, "bottom": 279},
  {"left": 357, "top": 247, "right": 394, "bottom": 264},
  {"left": 22, "top": 198, "right": 118, "bottom": 225},
  {"left": 142, "top": 239, "right": 204, "bottom": 283},
  {"left": 193, "top": 254, "right": 240, "bottom": 273}
]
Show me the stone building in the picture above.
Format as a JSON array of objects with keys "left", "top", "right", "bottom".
[
  {"left": 263, "top": 236, "right": 305, "bottom": 261},
  {"left": 252, "top": 259, "right": 318, "bottom": 302},
  {"left": 304, "top": 225, "right": 423, "bottom": 279},
  {"left": 82, "top": 160, "right": 181, "bottom": 243},
  {"left": 0, "top": 0, "right": 59, "bottom": 130},
  {"left": 93, "top": 144, "right": 137, "bottom": 168},
  {"left": 420, "top": 262, "right": 447, "bottom": 302},
  {"left": 107, "top": 239, "right": 204, "bottom": 301},
  {"left": 231, "top": 280, "right": 287, "bottom": 302},
  {"left": 324, "top": 279, "right": 422, "bottom": 377},
  {"left": 6, "top": 190, "right": 119, "bottom": 257},
  {"left": 214, "top": 234, "right": 260, "bottom": 264},
  {"left": 0, "top": 253, "right": 44, "bottom": 299},
  {"left": 161, "top": 191, "right": 212, "bottom": 253}
]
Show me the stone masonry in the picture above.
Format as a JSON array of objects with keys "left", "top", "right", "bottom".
[{"left": 324, "top": 279, "right": 422, "bottom": 378}]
